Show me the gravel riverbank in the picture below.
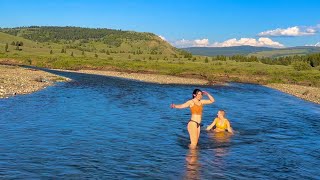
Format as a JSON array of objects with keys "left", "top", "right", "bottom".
[
  {"left": 265, "top": 83, "right": 320, "bottom": 104},
  {"left": 55, "top": 69, "right": 209, "bottom": 85},
  {"left": 0, "top": 65, "right": 70, "bottom": 98}
]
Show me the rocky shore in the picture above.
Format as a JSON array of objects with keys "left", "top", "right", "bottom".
[
  {"left": 0, "top": 65, "right": 70, "bottom": 98},
  {"left": 265, "top": 83, "right": 320, "bottom": 104}
]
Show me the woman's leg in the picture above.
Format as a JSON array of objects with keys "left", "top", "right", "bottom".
[
  {"left": 197, "top": 125, "right": 200, "bottom": 141},
  {"left": 187, "top": 121, "right": 199, "bottom": 149}
]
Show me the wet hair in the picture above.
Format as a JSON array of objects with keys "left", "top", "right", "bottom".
[
  {"left": 192, "top": 89, "right": 202, "bottom": 98},
  {"left": 219, "top": 110, "right": 226, "bottom": 116}
]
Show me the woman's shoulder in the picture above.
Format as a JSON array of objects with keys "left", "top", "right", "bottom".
[
  {"left": 225, "top": 118, "right": 231, "bottom": 123},
  {"left": 187, "top": 99, "right": 194, "bottom": 103},
  {"left": 186, "top": 99, "right": 194, "bottom": 105},
  {"left": 189, "top": 99, "right": 197, "bottom": 104}
]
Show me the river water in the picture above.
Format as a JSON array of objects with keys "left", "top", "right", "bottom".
[{"left": 1, "top": 69, "right": 319, "bottom": 179}]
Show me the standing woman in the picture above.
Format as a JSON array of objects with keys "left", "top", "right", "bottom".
[{"left": 171, "top": 89, "right": 215, "bottom": 149}]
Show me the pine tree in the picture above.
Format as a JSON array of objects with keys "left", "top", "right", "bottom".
[
  {"left": 50, "top": 50, "right": 53, "bottom": 54},
  {"left": 205, "top": 57, "right": 209, "bottom": 63},
  {"left": 5, "top": 43, "right": 8, "bottom": 52},
  {"left": 11, "top": 41, "right": 15, "bottom": 46},
  {"left": 61, "top": 48, "right": 65, "bottom": 53}
]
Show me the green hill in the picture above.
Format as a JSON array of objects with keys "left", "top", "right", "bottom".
[
  {"left": 0, "top": 26, "right": 189, "bottom": 60},
  {"left": 1, "top": 26, "right": 177, "bottom": 53}
]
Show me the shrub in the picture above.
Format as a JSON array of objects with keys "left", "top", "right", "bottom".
[
  {"left": 26, "top": 59, "right": 32, "bottom": 65},
  {"left": 292, "top": 61, "right": 311, "bottom": 71},
  {"left": 205, "top": 57, "right": 209, "bottom": 63}
]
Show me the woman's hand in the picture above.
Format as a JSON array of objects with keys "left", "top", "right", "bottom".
[
  {"left": 206, "top": 126, "right": 211, "bottom": 131},
  {"left": 170, "top": 104, "right": 175, "bottom": 108},
  {"left": 201, "top": 91, "right": 215, "bottom": 104}
]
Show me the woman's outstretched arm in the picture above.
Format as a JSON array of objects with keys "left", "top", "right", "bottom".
[{"left": 171, "top": 100, "right": 191, "bottom": 109}]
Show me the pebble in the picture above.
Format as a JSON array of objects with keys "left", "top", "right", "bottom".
[
  {"left": 265, "top": 83, "right": 320, "bottom": 104},
  {"left": 0, "top": 65, "right": 69, "bottom": 98}
]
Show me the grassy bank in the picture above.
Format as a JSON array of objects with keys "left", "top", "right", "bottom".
[{"left": 1, "top": 53, "right": 320, "bottom": 87}]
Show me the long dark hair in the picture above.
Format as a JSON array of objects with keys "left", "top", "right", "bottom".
[{"left": 192, "top": 89, "right": 202, "bottom": 99}]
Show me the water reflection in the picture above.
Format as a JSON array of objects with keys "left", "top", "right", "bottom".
[
  {"left": 209, "top": 132, "right": 232, "bottom": 157},
  {"left": 185, "top": 149, "right": 200, "bottom": 180},
  {"left": 204, "top": 132, "right": 233, "bottom": 179}
]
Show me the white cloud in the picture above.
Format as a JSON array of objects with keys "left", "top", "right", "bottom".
[
  {"left": 172, "top": 39, "right": 192, "bottom": 47},
  {"left": 305, "top": 42, "right": 320, "bottom": 47},
  {"left": 171, "top": 38, "right": 209, "bottom": 48},
  {"left": 158, "top": 35, "right": 166, "bottom": 41},
  {"left": 212, "top": 37, "right": 284, "bottom": 48},
  {"left": 171, "top": 37, "right": 284, "bottom": 48},
  {"left": 306, "top": 28, "right": 317, "bottom": 34},
  {"left": 194, "top": 39, "right": 209, "bottom": 46},
  {"left": 258, "top": 26, "right": 317, "bottom": 37}
]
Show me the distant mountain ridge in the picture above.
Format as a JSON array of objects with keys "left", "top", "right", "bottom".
[
  {"left": 182, "top": 45, "right": 320, "bottom": 57},
  {"left": 182, "top": 46, "right": 275, "bottom": 56}
]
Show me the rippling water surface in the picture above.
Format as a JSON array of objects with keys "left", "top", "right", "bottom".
[{"left": 1, "top": 69, "right": 320, "bottom": 179}]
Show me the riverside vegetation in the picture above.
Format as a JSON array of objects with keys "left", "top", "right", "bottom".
[{"left": 0, "top": 27, "right": 319, "bottom": 102}]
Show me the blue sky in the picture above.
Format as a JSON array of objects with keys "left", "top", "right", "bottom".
[{"left": 1, "top": 0, "right": 320, "bottom": 48}]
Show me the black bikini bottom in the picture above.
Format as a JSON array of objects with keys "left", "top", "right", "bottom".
[{"left": 188, "top": 120, "right": 201, "bottom": 128}]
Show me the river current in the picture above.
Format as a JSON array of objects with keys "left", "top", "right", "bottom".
[{"left": 1, "top": 69, "right": 319, "bottom": 179}]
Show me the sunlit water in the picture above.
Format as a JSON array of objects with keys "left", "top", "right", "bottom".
[{"left": 1, "top": 68, "right": 320, "bottom": 179}]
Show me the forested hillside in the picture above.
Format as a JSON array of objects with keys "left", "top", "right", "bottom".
[{"left": 0, "top": 26, "right": 190, "bottom": 58}]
